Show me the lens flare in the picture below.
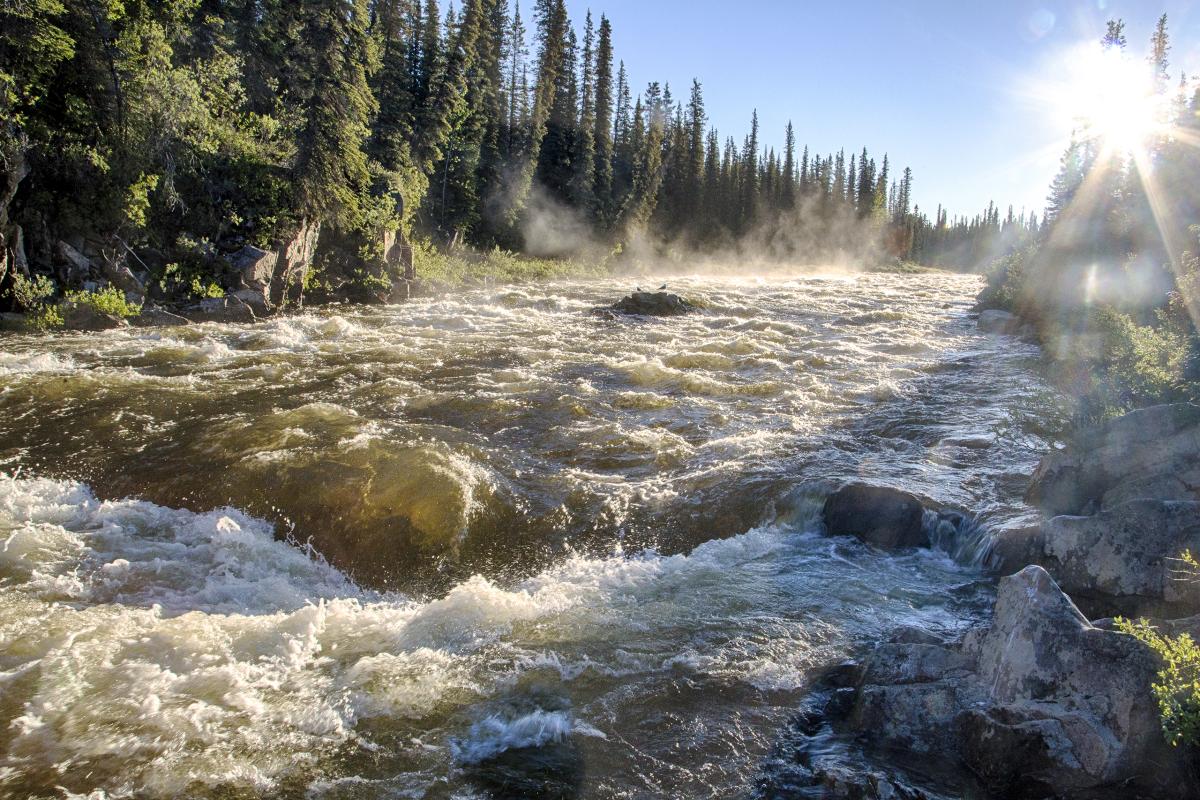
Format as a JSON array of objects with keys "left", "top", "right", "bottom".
[{"left": 1041, "top": 43, "right": 1169, "bottom": 155}]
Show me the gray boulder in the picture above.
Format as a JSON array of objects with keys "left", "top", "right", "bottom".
[
  {"left": 230, "top": 287, "right": 271, "bottom": 317},
  {"left": 62, "top": 302, "right": 127, "bottom": 332},
  {"left": 230, "top": 245, "right": 278, "bottom": 292},
  {"left": 179, "top": 295, "right": 257, "bottom": 324},
  {"left": 978, "top": 309, "right": 1020, "bottom": 335},
  {"left": 1026, "top": 403, "right": 1200, "bottom": 517},
  {"left": 822, "top": 483, "right": 929, "bottom": 549},
  {"left": 832, "top": 567, "right": 1197, "bottom": 799},
  {"left": 610, "top": 292, "right": 696, "bottom": 317},
  {"left": 1038, "top": 500, "right": 1200, "bottom": 618},
  {"left": 56, "top": 240, "right": 92, "bottom": 283},
  {"left": 101, "top": 258, "right": 145, "bottom": 297}
]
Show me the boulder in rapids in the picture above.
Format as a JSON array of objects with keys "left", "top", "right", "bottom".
[
  {"left": 822, "top": 483, "right": 929, "bottom": 549},
  {"left": 800, "top": 566, "right": 1198, "bottom": 799},
  {"left": 179, "top": 295, "right": 257, "bottom": 324},
  {"left": 1026, "top": 403, "right": 1200, "bottom": 517},
  {"left": 609, "top": 291, "right": 696, "bottom": 317}
]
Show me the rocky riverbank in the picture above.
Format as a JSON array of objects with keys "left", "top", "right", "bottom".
[{"left": 772, "top": 321, "right": 1200, "bottom": 797}]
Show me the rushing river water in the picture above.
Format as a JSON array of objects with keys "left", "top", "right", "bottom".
[{"left": 0, "top": 273, "right": 1063, "bottom": 799}]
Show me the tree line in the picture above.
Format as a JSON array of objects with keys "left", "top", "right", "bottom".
[{"left": 1, "top": 0, "right": 1017, "bottom": 307}]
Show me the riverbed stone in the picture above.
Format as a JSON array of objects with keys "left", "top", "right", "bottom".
[
  {"left": 822, "top": 483, "right": 929, "bottom": 549},
  {"left": 1026, "top": 403, "right": 1200, "bottom": 516},
  {"left": 130, "top": 306, "right": 190, "bottom": 328}
]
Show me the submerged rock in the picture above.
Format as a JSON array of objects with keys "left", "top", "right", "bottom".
[
  {"left": 822, "top": 483, "right": 929, "bottom": 549},
  {"left": 609, "top": 291, "right": 696, "bottom": 317},
  {"left": 1026, "top": 403, "right": 1200, "bottom": 517},
  {"left": 130, "top": 306, "right": 190, "bottom": 328},
  {"left": 795, "top": 566, "right": 1198, "bottom": 799}
]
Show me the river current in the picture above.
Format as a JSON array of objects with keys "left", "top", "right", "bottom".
[{"left": 0, "top": 273, "right": 1061, "bottom": 798}]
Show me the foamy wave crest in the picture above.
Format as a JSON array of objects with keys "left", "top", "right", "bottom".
[
  {"left": 450, "top": 709, "right": 606, "bottom": 765},
  {"left": 0, "top": 474, "right": 808, "bottom": 797}
]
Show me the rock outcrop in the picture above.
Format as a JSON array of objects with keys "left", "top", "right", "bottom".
[
  {"left": 271, "top": 222, "right": 321, "bottom": 308},
  {"left": 1026, "top": 403, "right": 1200, "bottom": 517},
  {"left": 1005, "top": 500, "right": 1200, "bottom": 618},
  {"left": 794, "top": 567, "right": 1197, "bottom": 799},
  {"left": 822, "top": 483, "right": 929, "bottom": 549},
  {"left": 609, "top": 292, "right": 696, "bottom": 317}
]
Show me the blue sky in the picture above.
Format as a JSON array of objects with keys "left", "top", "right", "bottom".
[{"left": 566, "top": 0, "right": 1200, "bottom": 220}]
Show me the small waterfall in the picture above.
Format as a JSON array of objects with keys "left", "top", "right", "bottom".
[{"left": 924, "top": 508, "right": 995, "bottom": 567}]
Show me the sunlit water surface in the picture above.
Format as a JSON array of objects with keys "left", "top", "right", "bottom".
[{"left": 0, "top": 273, "right": 1061, "bottom": 798}]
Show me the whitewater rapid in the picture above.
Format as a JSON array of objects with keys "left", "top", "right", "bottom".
[{"left": 0, "top": 273, "right": 1060, "bottom": 798}]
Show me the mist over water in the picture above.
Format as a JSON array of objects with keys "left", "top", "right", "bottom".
[{"left": 0, "top": 272, "right": 1061, "bottom": 798}]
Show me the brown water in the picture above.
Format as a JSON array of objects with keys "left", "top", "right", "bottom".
[{"left": 0, "top": 273, "right": 1061, "bottom": 798}]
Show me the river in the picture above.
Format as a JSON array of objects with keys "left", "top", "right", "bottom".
[{"left": 0, "top": 273, "right": 1062, "bottom": 798}]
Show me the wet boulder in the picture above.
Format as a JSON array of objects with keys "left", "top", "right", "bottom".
[
  {"left": 1026, "top": 403, "right": 1200, "bottom": 517},
  {"left": 610, "top": 291, "right": 696, "bottom": 317},
  {"left": 178, "top": 295, "right": 257, "bottom": 324},
  {"left": 822, "top": 483, "right": 929, "bottom": 549}
]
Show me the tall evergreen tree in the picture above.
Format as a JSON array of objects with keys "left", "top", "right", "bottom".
[
  {"left": 592, "top": 14, "right": 614, "bottom": 220},
  {"left": 293, "top": 0, "right": 379, "bottom": 228}
]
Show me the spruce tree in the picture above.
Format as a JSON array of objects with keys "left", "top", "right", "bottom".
[
  {"left": 293, "top": 0, "right": 379, "bottom": 229},
  {"left": 781, "top": 122, "right": 796, "bottom": 210},
  {"left": 592, "top": 15, "right": 615, "bottom": 220}
]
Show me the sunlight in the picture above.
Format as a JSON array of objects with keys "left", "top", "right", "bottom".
[{"left": 1044, "top": 43, "right": 1169, "bottom": 155}]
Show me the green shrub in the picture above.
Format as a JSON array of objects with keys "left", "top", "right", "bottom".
[
  {"left": 7, "top": 273, "right": 56, "bottom": 310},
  {"left": 978, "top": 247, "right": 1031, "bottom": 312},
  {"left": 1119, "top": 562, "right": 1200, "bottom": 749},
  {"left": 63, "top": 286, "right": 143, "bottom": 318}
]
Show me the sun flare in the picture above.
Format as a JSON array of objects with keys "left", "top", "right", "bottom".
[{"left": 1056, "top": 45, "right": 1168, "bottom": 153}]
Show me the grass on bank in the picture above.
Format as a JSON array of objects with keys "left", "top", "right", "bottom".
[{"left": 412, "top": 242, "right": 611, "bottom": 290}]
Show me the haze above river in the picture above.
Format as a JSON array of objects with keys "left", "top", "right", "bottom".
[{"left": 0, "top": 273, "right": 1063, "bottom": 798}]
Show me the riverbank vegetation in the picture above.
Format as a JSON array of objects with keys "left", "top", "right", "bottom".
[
  {"left": 978, "top": 16, "right": 1200, "bottom": 423},
  {"left": 1, "top": 0, "right": 1026, "bottom": 318}
]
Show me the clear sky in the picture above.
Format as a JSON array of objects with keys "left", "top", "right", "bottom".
[{"left": 566, "top": 0, "right": 1200, "bottom": 221}]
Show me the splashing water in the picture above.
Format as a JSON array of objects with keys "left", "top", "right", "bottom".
[{"left": 0, "top": 273, "right": 1061, "bottom": 798}]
